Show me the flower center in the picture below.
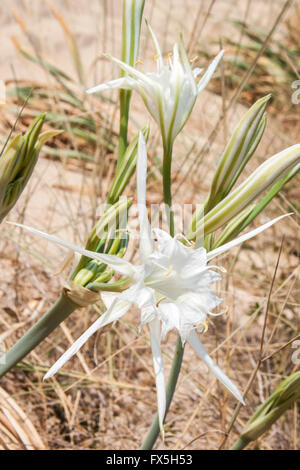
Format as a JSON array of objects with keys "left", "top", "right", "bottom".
[{"left": 144, "top": 262, "right": 189, "bottom": 302}]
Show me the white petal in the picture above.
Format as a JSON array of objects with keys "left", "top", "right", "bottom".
[
  {"left": 149, "top": 317, "right": 166, "bottom": 439},
  {"left": 44, "top": 298, "right": 131, "bottom": 379},
  {"left": 158, "top": 301, "right": 181, "bottom": 337},
  {"left": 137, "top": 132, "right": 154, "bottom": 262},
  {"left": 101, "top": 291, "right": 118, "bottom": 309},
  {"left": 121, "top": 281, "right": 155, "bottom": 310},
  {"left": 197, "top": 50, "right": 224, "bottom": 94},
  {"left": 9, "top": 222, "right": 136, "bottom": 277},
  {"left": 207, "top": 214, "right": 290, "bottom": 261},
  {"left": 179, "top": 34, "right": 194, "bottom": 78},
  {"left": 187, "top": 330, "right": 245, "bottom": 404},
  {"left": 153, "top": 228, "right": 208, "bottom": 278},
  {"left": 146, "top": 21, "right": 164, "bottom": 71},
  {"left": 86, "top": 77, "right": 136, "bottom": 94}
]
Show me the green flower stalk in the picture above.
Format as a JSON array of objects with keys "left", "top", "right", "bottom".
[
  {"left": 0, "top": 114, "right": 61, "bottom": 223},
  {"left": 231, "top": 372, "right": 300, "bottom": 450},
  {"left": 188, "top": 143, "right": 300, "bottom": 243},
  {"left": 118, "top": 0, "right": 145, "bottom": 165},
  {"left": 205, "top": 95, "right": 270, "bottom": 213}
]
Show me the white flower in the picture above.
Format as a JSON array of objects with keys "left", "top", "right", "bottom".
[
  {"left": 11, "top": 134, "right": 288, "bottom": 438},
  {"left": 87, "top": 23, "right": 224, "bottom": 148}
]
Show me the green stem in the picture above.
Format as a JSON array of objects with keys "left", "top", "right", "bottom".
[
  {"left": 139, "top": 141, "right": 184, "bottom": 450},
  {"left": 162, "top": 142, "right": 175, "bottom": 237},
  {"left": 0, "top": 291, "right": 78, "bottom": 379},
  {"left": 118, "top": 89, "right": 131, "bottom": 169},
  {"left": 140, "top": 334, "right": 184, "bottom": 449},
  {"left": 230, "top": 437, "right": 250, "bottom": 450}
]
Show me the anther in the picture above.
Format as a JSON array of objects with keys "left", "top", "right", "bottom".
[
  {"left": 154, "top": 54, "right": 161, "bottom": 62},
  {"left": 167, "top": 52, "right": 173, "bottom": 63},
  {"left": 190, "top": 56, "right": 198, "bottom": 63},
  {"left": 156, "top": 297, "right": 166, "bottom": 307},
  {"left": 197, "top": 320, "right": 209, "bottom": 334},
  {"left": 135, "top": 58, "right": 144, "bottom": 65}
]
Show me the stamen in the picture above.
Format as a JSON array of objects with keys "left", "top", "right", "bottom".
[
  {"left": 197, "top": 320, "right": 209, "bottom": 334},
  {"left": 190, "top": 56, "right": 198, "bottom": 63},
  {"left": 156, "top": 296, "right": 166, "bottom": 307},
  {"left": 154, "top": 54, "right": 161, "bottom": 62},
  {"left": 219, "top": 266, "right": 227, "bottom": 273},
  {"left": 135, "top": 58, "right": 144, "bottom": 65},
  {"left": 164, "top": 265, "right": 173, "bottom": 277},
  {"left": 208, "top": 306, "right": 229, "bottom": 317},
  {"left": 167, "top": 52, "right": 173, "bottom": 62}
]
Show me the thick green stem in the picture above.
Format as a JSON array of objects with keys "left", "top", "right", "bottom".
[
  {"left": 0, "top": 291, "right": 78, "bottom": 378},
  {"left": 140, "top": 335, "right": 184, "bottom": 450},
  {"left": 162, "top": 142, "right": 175, "bottom": 237},
  {"left": 139, "top": 141, "right": 184, "bottom": 450},
  {"left": 118, "top": 89, "right": 131, "bottom": 169},
  {"left": 230, "top": 437, "right": 250, "bottom": 450}
]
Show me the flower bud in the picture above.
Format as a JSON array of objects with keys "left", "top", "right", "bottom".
[
  {"left": 188, "top": 143, "right": 300, "bottom": 240},
  {"left": 0, "top": 114, "right": 61, "bottom": 222},
  {"left": 235, "top": 372, "right": 300, "bottom": 448},
  {"left": 205, "top": 95, "right": 270, "bottom": 212}
]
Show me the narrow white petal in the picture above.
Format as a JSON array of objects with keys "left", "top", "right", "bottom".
[
  {"left": 86, "top": 77, "right": 136, "bottom": 94},
  {"left": 207, "top": 214, "right": 290, "bottom": 261},
  {"left": 187, "top": 330, "right": 245, "bottom": 404},
  {"left": 44, "top": 298, "right": 131, "bottom": 379},
  {"left": 146, "top": 20, "right": 164, "bottom": 70},
  {"left": 179, "top": 33, "right": 194, "bottom": 77},
  {"left": 149, "top": 317, "right": 166, "bottom": 439},
  {"left": 197, "top": 50, "right": 224, "bottom": 94},
  {"left": 137, "top": 132, "right": 154, "bottom": 261},
  {"left": 9, "top": 222, "right": 136, "bottom": 277}
]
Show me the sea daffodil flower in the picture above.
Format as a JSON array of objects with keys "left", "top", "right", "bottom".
[
  {"left": 87, "top": 23, "right": 223, "bottom": 149},
  {"left": 12, "top": 134, "right": 289, "bottom": 438}
]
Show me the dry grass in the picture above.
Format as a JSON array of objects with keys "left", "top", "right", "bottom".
[{"left": 0, "top": 0, "right": 299, "bottom": 450}]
